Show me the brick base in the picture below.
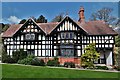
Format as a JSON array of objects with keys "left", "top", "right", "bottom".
[
  {"left": 59, "top": 57, "right": 81, "bottom": 65},
  {"left": 37, "top": 57, "right": 81, "bottom": 65}
]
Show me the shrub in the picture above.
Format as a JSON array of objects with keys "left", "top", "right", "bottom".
[
  {"left": 12, "top": 49, "right": 27, "bottom": 63},
  {"left": 2, "top": 55, "right": 15, "bottom": 63},
  {"left": 18, "top": 55, "right": 35, "bottom": 65},
  {"left": 95, "top": 66, "right": 109, "bottom": 70},
  {"left": 31, "top": 58, "right": 45, "bottom": 66},
  {"left": 54, "top": 57, "right": 59, "bottom": 61},
  {"left": 81, "top": 63, "right": 88, "bottom": 69},
  {"left": 47, "top": 57, "right": 60, "bottom": 66},
  {"left": 47, "top": 60, "right": 60, "bottom": 66},
  {"left": 113, "top": 66, "right": 120, "bottom": 71},
  {"left": 115, "top": 66, "right": 120, "bottom": 71},
  {"left": 2, "top": 47, "right": 15, "bottom": 63},
  {"left": 64, "top": 62, "right": 75, "bottom": 68},
  {"left": 81, "top": 43, "right": 100, "bottom": 69}
]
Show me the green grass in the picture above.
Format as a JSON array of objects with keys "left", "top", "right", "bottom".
[{"left": 2, "top": 64, "right": 119, "bottom": 78}]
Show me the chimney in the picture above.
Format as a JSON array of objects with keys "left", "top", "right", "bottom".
[{"left": 78, "top": 6, "right": 85, "bottom": 22}]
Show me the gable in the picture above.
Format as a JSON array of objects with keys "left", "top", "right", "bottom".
[
  {"left": 50, "top": 16, "right": 88, "bottom": 35},
  {"left": 15, "top": 19, "right": 47, "bottom": 36}
]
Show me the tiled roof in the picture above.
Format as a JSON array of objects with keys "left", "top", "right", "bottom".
[
  {"left": 2, "top": 24, "right": 22, "bottom": 37},
  {"left": 2, "top": 22, "right": 59, "bottom": 37},
  {"left": 77, "top": 21, "right": 118, "bottom": 35},
  {"left": 37, "top": 22, "right": 59, "bottom": 34},
  {"left": 2, "top": 18, "right": 117, "bottom": 38}
]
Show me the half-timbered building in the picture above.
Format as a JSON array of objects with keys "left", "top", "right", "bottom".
[{"left": 2, "top": 7, "right": 118, "bottom": 65}]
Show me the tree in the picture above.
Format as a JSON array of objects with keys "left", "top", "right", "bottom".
[
  {"left": 81, "top": 43, "right": 100, "bottom": 68},
  {"left": 36, "top": 15, "right": 47, "bottom": 23},
  {"left": 2, "top": 24, "right": 9, "bottom": 32},
  {"left": 19, "top": 19, "right": 26, "bottom": 24},
  {"left": 52, "top": 13, "right": 64, "bottom": 22},
  {"left": 115, "top": 35, "right": 120, "bottom": 67},
  {"left": 12, "top": 49, "right": 27, "bottom": 63},
  {"left": 89, "top": 7, "right": 116, "bottom": 24},
  {"left": 19, "top": 15, "right": 47, "bottom": 24},
  {"left": 2, "top": 46, "right": 15, "bottom": 63},
  {"left": 115, "top": 35, "right": 120, "bottom": 47}
]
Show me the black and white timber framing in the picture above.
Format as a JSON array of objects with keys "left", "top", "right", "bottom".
[{"left": 2, "top": 16, "right": 117, "bottom": 65}]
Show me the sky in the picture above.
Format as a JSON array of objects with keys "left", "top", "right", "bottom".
[{"left": 1, "top": 2, "right": 119, "bottom": 24}]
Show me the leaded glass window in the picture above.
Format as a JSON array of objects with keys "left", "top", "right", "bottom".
[
  {"left": 25, "top": 33, "right": 35, "bottom": 40},
  {"left": 60, "top": 32, "right": 74, "bottom": 39},
  {"left": 60, "top": 45, "right": 74, "bottom": 57}
]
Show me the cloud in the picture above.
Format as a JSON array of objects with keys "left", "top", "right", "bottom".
[{"left": 7, "top": 16, "right": 21, "bottom": 23}]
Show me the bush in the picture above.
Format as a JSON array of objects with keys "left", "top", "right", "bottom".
[
  {"left": 31, "top": 58, "right": 45, "bottom": 66},
  {"left": 12, "top": 49, "right": 27, "bottom": 63},
  {"left": 18, "top": 55, "right": 34, "bottom": 65},
  {"left": 95, "top": 66, "right": 109, "bottom": 70},
  {"left": 47, "top": 57, "right": 60, "bottom": 66},
  {"left": 64, "top": 62, "right": 75, "bottom": 68},
  {"left": 2, "top": 47, "right": 15, "bottom": 63},
  {"left": 47, "top": 60, "right": 60, "bottom": 66},
  {"left": 81, "top": 63, "right": 88, "bottom": 69},
  {"left": 117, "top": 67, "right": 120, "bottom": 71},
  {"left": 114, "top": 66, "right": 120, "bottom": 71},
  {"left": 2, "top": 55, "right": 15, "bottom": 63}
]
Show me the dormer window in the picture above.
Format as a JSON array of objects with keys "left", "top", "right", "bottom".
[{"left": 25, "top": 33, "right": 35, "bottom": 40}]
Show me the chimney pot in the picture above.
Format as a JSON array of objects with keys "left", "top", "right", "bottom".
[{"left": 78, "top": 6, "right": 85, "bottom": 22}]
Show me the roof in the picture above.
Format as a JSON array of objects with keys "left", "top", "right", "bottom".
[
  {"left": 2, "top": 24, "right": 22, "bottom": 37},
  {"left": 77, "top": 20, "right": 118, "bottom": 35},
  {"left": 2, "top": 17, "right": 118, "bottom": 37},
  {"left": 38, "top": 22, "right": 59, "bottom": 34},
  {"left": 2, "top": 22, "right": 59, "bottom": 37}
]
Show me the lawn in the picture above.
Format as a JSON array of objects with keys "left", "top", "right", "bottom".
[{"left": 1, "top": 64, "right": 119, "bottom": 79}]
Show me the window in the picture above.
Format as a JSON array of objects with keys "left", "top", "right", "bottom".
[
  {"left": 27, "top": 49, "right": 35, "bottom": 55},
  {"left": 25, "top": 33, "right": 35, "bottom": 40},
  {"left": 61, "top": 32, "right": 74, "bottom": 39},
  {"left": 60, "top": 45, "right": 74, "bottom": 57},
  {"left": 61, "top": 49, "right": 74, "bottom": 57}
]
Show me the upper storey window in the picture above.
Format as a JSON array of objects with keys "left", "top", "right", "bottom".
[
  {"left": 25, "top": 33, "right": 35, "bottom": 40},
  {"left": 61, "top": 32, "right": 74, "bottom": 39}
]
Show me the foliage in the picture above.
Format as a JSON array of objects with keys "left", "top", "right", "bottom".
[
  {"left": 19, "top": 19, "right": 26, "bottom": 24},
  {"left": 19, "top": 15, "right": 47, "bottom": 24},
  {"left": 36, "top": 15, "right": 47, "bottom": 23},
  {"left": 12, "top": 49, "right": 27, "bottom": 63},
  {"left": 81, "top": 43, "right": 100, "bottom": 69},
  {"left": 2, "top": 25, "right": 9, "bottom": 32},
  {"left": 31, "top": 58, "right": 45, "bottom": 66},
  {"left": 2, "top": 47, "right": 15, "bottom": 63},
  {"left": 64, "top": 62, "right": 75, "bottom": 68},
  {"left": 115, "top": 35, "right": 120, "bottom": 66},
  {"left": 115, "top": 35, "right": 120, "bottom": 47},
  {"left": 51, "top": 13, "right": 64, "bottom": 22},
  {"left": 117, "top": 67, "right": 120, "bottom": 71},
  {"left": 89, "top": 7, "right": 116, "bottom": 24},
  {"left": 112, "top": 66, "right": 120, "bottom": 71},
  {"left": 17, "top": 55, "right": 35, "bottom": 65},
  {"left": 47, "top": 57, "right": 60, "bottom": 66},
  {"left": 95, "top": 66, "right": 108, "bottom": 70}
]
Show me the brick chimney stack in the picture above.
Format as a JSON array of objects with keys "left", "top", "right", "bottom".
[{"left": 78, "top": 6, "right": 85, "bottom": 22}]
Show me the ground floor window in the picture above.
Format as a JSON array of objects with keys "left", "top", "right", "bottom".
[
  {"left": 27, "top": 49, "right": 35, "bottom": 55},
  {"left": 61, "top": 49, "right": 74, "bottom": 57},
  {"left": 94, "top": 58, "right": 106, "bottom": 64},
  {"left": 60, "top": 44, "right": 74, "bottom": 57}
]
